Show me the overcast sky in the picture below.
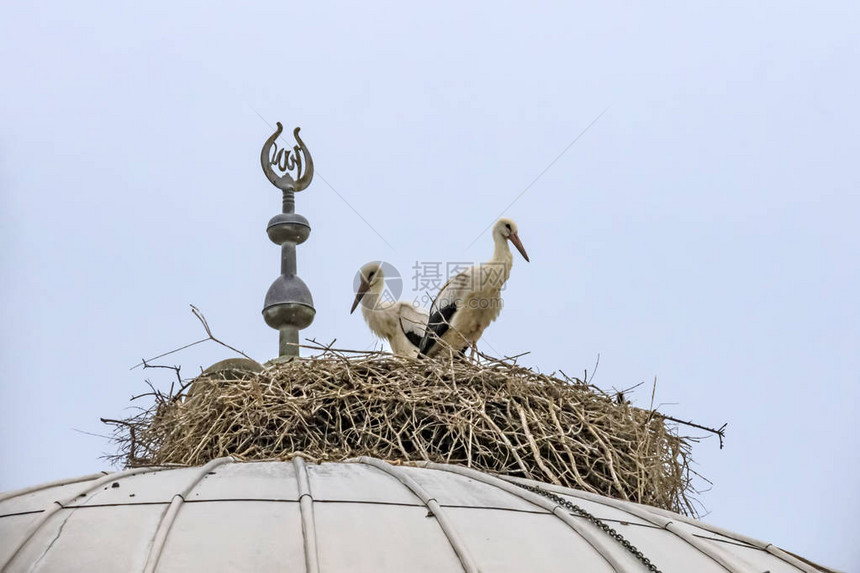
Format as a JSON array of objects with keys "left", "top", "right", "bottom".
[{"left": 1, "top": 1, "right": 858, "bottom": 570}]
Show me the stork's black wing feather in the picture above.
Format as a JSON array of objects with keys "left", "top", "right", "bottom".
[
  {"left": 403, "top": 328, "right": 423, "bottom": 349},
  {"left": 418, "top": 302, "right": 458, "bottom": 356},
  {"left": 398, "top": 303, "right": 430, "bottom": 351}
]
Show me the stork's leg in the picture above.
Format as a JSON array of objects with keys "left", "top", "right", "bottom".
[
  {"left": 468, "top": 341, "right": 480, "bottom": 362},
  {"left": 455, "top": 346, "right": 474, "bottom": 363}
]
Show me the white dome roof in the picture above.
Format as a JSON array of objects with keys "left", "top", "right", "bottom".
[{"left": 0, "top": 457, "right": 829, "bottom": 573}]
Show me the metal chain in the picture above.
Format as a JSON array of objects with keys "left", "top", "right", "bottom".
[{"left": 516, "top": 483, "right": 663, "bottom": 573}]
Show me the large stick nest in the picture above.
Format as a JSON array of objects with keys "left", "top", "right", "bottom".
[{"left": 106, "top": 351, "right": 700, "bottom": 516}]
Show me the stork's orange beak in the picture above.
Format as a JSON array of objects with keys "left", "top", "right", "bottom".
[
  {"left": 350, "top": 279, "right": 370, "bottom": 314},
  {"left": 509, "top": 232, "right": 530, "bottom": 262}
]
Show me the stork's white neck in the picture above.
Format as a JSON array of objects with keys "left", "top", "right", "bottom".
[
  {"left": 359, "top": 278, "right": 389, "bottom": 316},
  {"left": 491, "top": 232, "right": 514, "bottom": 267},
  {"left": 481, "top": 232, "right": 513, "bottom": 291}
]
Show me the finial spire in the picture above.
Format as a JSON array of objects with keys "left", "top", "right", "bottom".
[{"left": 260, "top": 123, "right": 315, "bottom": 357}]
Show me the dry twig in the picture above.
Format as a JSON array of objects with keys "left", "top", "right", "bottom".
[{"left": 130, "top": 305, "right": 252, "bottom": 370}]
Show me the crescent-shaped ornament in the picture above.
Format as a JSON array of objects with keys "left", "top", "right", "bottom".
[{"left": 260, "top": 123, "right": 314, "bottom": 192}]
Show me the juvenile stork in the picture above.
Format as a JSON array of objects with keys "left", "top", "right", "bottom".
[
  {"left": 419, "top": 217, "right": 529, "bottom": 358},
  {"left": 350, "top": 261, "right": 429, "bottom": 358}
]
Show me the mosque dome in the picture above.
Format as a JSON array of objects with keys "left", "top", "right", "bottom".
[{"left": 0, "top": 457, "right": 830, "bottom": 573}]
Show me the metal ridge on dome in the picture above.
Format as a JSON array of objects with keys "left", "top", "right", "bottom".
[
  {"left": 412, "top": 459, "right": 633, "bottom": 571},
  {"left": 0, "top": 459, "right": 838, "bottom": 573},
  {"left": 503, "top": 475, "right": 823, "bottom": 573},
  {"left": 0, "top": 472, "right": 109, "bottom": 505},
  {"left": 2, "top": 465, "right": 173, "bottom": 571},
  {"left": 293, "top": 456, "right": 320, "bottom": 573},
  {"left": 142, "top": 457, "right": 235, "bottom": 573},
  {"left": 353, "top": 457, "right": 480, "bottom": 573}
]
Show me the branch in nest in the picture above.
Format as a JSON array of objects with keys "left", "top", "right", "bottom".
[
  {"left": 130, "top": 305, "right": 254, "bottom": 371},
  {"left": 658, "top": 415, "right": 728, "bottom": 449},
  {"left": 189, "top": 305, "right": 255, "bottom": 362}
]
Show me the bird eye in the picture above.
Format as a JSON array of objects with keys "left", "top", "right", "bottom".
[{"left": 505, "top": 223, "right": 511, "bottom": 231}]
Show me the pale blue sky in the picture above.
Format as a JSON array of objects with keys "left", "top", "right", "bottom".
[{"left": 2, "top": 1, "right": 858, "bottom": 570}]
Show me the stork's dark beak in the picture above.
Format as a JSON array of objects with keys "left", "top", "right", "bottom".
[
  {"left": 350, "top": 279, "right": 370, "bottom": 314},
  {"left": 509, "top": 232, "right": 530, "bottom": 262}
]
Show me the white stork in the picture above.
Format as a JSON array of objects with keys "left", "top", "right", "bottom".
[
  {"left": 350, "top": 261, "right": 429, "bottom": 358},
  {"left": 419, "top": 217, "right": 529, "bottom": 358}
]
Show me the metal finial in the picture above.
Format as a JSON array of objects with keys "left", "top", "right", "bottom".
[{"left": 260, "top": 123, "right": 316, "bottom": 357}]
